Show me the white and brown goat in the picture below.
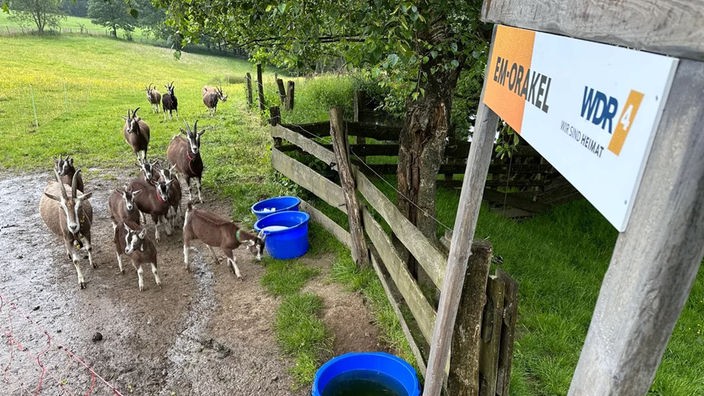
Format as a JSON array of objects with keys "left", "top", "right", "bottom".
[
  {"left": 39, "top": 170, "right": 94, "bottom": 289},
  {"left": 129, "top": 177, "right": 173, "bottom": 243},
  {"left": 54, "top": 154, "right": 84, "bottom": 192},
  {"left": 146, "top": 83, "right": 161, "bottom": 113},
  {"left": 167, "top": 121, "right": 205, "bottom": 203},
  {"left": 137, "top": 157, "right": 160, "bottom": 185},
  {"left": 202, "top": 86, "right": 227, "bottom": 116},
  {"left": 162, "top": 82, "right": 178, "bottom": 121},
  {"left": 123, "top": 107, "right": 151, "bottom": 160},
  {"left": 112, "top": 220, "right": 161, "bottom": 291},
  {"left": 108, "top": 184, "right": 141, "bottom": 226},
  {"left": 182, "top": 203, "right": 264, "bottom": 278}
]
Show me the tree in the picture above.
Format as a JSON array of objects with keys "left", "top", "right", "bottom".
[
  {"left": 87, "top": 0, "right": 135, "bottom": 38},
  {"left": 60, "top": 0, "right": 87, "bottom": 17},
  {"left": 156, "top": 0, "right": 489, "bottom": 271},
  {"left": 9, "top": 0, "right": 65, "bottom": 34}
]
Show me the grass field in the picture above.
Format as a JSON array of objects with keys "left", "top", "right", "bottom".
[{"left": 1, "top": 32, "right": 703, "bottom": 395}]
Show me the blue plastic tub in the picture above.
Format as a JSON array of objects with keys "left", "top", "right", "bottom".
[
  {"left": 254, "top": 210, "right": 310, "bottom": 259},
  {"left": 312, "top": 352, "right": 420, "bottom": 396},
  {"left": 251, "top": 196, "right": 301, "bottom": 220}
]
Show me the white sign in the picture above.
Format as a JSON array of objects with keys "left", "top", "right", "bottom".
[{"left": 484, "top": 25, "right": 678, "bottom": 231}]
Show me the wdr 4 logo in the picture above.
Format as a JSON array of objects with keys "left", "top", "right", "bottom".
[{"left": 580, "top": 86, "right": 644, "bottom": 155}]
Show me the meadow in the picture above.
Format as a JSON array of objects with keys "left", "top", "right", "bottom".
[{"left": 0, "top": 31, "right": 702, "bottom": 395}]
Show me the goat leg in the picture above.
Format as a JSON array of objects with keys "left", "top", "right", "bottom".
[
  {"left": 226, "top": 252, "right": 243, "bottom": 280},
  {"left": 195, "top": 178, "right": 203, "bottom": 203},
  {"left": 207, "top": 246, "right": 220, "bottom": 264},
  {"left": 183, "top": 243, "right": 191, "bottom": 272},
  {"left": 151, "top": 263, "right": 162, "bottom": 288},
  {"left": 81, "top": 236, "right": 95, "bottom": 268},
  {"left": 134, "top": 262, "right": 145, "bottom": 292},
  {"left": 115, "top": 252, "right": 125, "bottom": 274}
]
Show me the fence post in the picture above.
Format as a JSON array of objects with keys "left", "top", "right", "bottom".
[
  {"left": 285, "top": 81, "right": 295, "bottom": 110},
  {"left": 245, "top": 73, "right": 253, "bottom": 107},
  {"left": 256, "top": 64, "right": 266, "bottom": 111},
  {"left": 276, "top": 78, "right": 286, "bottom": 105},
  {"left": 448, "top": 240, "right": 493, "bottom": 396},
  {"left": 353, "top": 90, "right": 367, "bottom": 163},
  {"left": 269, "top": 106, "right": 281, "bottom": 126},
  {"left": 495, "top": 270, "right": 518, "bottom": 396},
  {"left": 29, "top": 85, "right": 39, "bottom": 130},
  {"left": 329, "top": 107, "right": 370, "bottom": 268}
]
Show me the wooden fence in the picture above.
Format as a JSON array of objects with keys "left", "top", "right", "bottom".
[
  {"left": 275, "top": 119, "right": 581, "bottom": 218},
  {"left": 270, "top": 116, "right": 518, "bottom": 394}
]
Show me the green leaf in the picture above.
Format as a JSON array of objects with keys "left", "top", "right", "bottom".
[
  {"left": 451, "top": 59, "right": 460, "bottom": 68},
  {"left": 278, "top": 3, "right": 287, "bottom": 13}
]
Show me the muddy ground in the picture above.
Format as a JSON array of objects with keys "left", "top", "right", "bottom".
[{"left": 0, "top": 172, "right": 384, "bottom": 396}]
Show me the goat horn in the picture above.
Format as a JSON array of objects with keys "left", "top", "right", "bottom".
[
  {"left": 72, "top": 169, "right": 81, "bottom": 197},
  {"left": 53, "top": 170, "right": 68, "bottom": 200},
  {"left": 193, "top": 120, "right": 198, "bottom": 133}
]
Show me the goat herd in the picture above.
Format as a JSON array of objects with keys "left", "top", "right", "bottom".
[{"left": 38, "top": 83, "right": 264, "bottom": 292}]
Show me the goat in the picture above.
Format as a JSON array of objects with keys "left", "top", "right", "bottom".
[
  {"left": 129, "top": 177, "right": 173, "bottom": 243},
  {"left": 145, "top": 83, "right": 161, "bottom": 113},
  {"left": 162, "top": 81, "right": 178, "bottom": 121},
  {"left": 112, "top": 220, "right": 161, "bottom": 291},
  {"left": 54, "top": 154, "right": 84, "bottom": 192},
  {"left": 202, "top": 86, "right": 227, "bottom": 116},
  {"left": 123, "top": 107, "right": 151, "bottom": 160},
  {"left": 39, "top": 170, "right": 94, "bottom": 289},
  {"left": 137, "top": 157, "right": 160, "bottom": 185},
  {"left": 108, "top": 184, "right": 141, "bottom": 226},
  {"left": 158, "top": 164, "right": 182, "bottom": 228},
  {"left": 167, "top": 120, "right": 205, "bottom": 203},
  {"left": 182, "top": 202, "right": 264, "bottom": 278}
]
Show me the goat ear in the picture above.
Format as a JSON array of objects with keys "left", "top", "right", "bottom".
[
  {"left": 246, "top": 240, "right": 255, "bottom": 247},
  {"left": 44, "top": 192, "right": 61, "bottom": 202},
  {"left": 138, "top": 228, "right": 147, "bottom": 239},
  {"left": 132, "top": 189, "right": 141, "bottom": 196},
  {"left": 78, "top": 192, "right": 93, "bottom": 201}
]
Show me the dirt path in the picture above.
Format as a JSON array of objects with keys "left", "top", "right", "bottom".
[{"left": 0, "top": 172, "right": 384, "bottom": 395}]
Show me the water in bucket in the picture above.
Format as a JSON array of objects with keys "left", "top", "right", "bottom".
[{"left": 321, "top": 369, "right": 406, "bottom": 396}]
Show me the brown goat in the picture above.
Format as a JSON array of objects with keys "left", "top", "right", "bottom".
[
  {"left": 158, "top": 165, "right": 182, "bottom": 228},
  {"left": 182, "top": 203, "right": 264, "bottom": 278},
  {"left": 129, "top": 177, "right": 173, "bottom": 243},
  {"left": 108, "top": 184, "right": 141, "bottom": 226},
  {"left": 39, "top": 170, "right": 94, "bottom": 289},
  {"left": 113, "top": 220, "right": 160, "bottom": 291},
  {"left": 167, "top": 120, "right": 205, "bottom": 203},
  {"left": 54, "top": 154, "right": 84, "bottom": 192},
  {"left": 146, "top": 83, "right": 161, "bottom": 113},
  {"left": 202, "top": 86, "right": 227, "bottom": 116},
  {"left": 123, "top": 107, "right": 151, "bottom": 160}
]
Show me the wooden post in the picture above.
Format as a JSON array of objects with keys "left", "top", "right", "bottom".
[
  {"left": 276, "top": 78, "right": 286, "bottom": 105},
  {"left": 353, "top": 90, "right": 367, "bottom": 162},
  {"left": 285, "top": 81, "right": 295, "bottom": 110},
  {"left": 478, "top": 275, "right": 505, "bottom": 396},
  {"left": 569, "top": 59, "right": 704, "bottom": 395},
  {"left": 269, "top": 106, "right": 281, "bottom": 126},
  {"left": 448, "top": 240, "right": 493, "bottom": 396},
  {"left": 329, "top": 107, "right": 370, "bottom": 268},
  {"left": 256, "top": 64, "right": 265, "bottom": 111},
  {"left": 423, "top": 26, "right": 500, "bottom": 393},
  {"left": 245, "top": 73, "right": 253, "bottom": 107},
  {"left": 496, "top": 270, "right": 518, "bottom": 396}
]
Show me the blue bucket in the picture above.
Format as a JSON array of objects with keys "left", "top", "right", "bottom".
[
  {"left": 312, "top": 352, "right": 420, "bottom": 396},
  {"left": 254, "top": 210, "right": 310, "bottom": 259},
  {"left": 251, "top": 196, "right": 301, "bottom": 220}
]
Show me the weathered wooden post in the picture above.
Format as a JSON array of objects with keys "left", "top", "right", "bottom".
[
  {"left": 256, "top": 64, "right": 266, "bottom": 111},
  {"left": 448, "top": 240, "right": 493, "bottom": 396},
  {"left": 329, "top": 107, "right": 370, "bottom": 268},
  {"left": 276, "top": 79, "right": 287, "bottom": 105},
  {"left": 285, "top": 81, "right": 295, "bottom": 110},
  {"left": 353, "top": 90, "right": 367, "bottom": 163},
  {"left": 245, "top": 73, "right": 253, "bottom": 107},
  {"left": 269, "top": 106, "right": 281, "bottom": 126}
]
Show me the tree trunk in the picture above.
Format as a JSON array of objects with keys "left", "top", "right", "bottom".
[{"left": 396, "top": 18, "right": 462, "bottom": 280}]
